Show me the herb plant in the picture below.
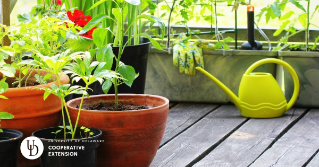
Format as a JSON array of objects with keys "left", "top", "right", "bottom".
[
  {"left": 257, "top": 0, "right": 319, "bottom": 51},
  {"left": 80, "top": 0, "right": 165, "bottom": 109},
  {"left": 22, "top": 49, "right": 121, "bottom": 139}
]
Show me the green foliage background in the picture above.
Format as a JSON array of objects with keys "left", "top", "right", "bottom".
[{"left": 10, "top": 0, "right": 319, "bottom": 29}]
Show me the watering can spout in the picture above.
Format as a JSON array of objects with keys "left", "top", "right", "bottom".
[{"left": 196, "top": 67, "right": 241, "bottom": 109}]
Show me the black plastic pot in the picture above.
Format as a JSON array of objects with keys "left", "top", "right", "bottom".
[
  {"left": 108, "top": 36, "right": 151, "bottom": 94},
  {"left": 32, "top": 127, "right": 102, "bottom": 167},
  {"left": 0, "top": 129, "right": 23, "bottom": 167}
]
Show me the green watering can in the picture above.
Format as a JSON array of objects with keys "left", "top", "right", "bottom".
[{"left": 196, "top": 58, "right": 300, "bottom": 118}]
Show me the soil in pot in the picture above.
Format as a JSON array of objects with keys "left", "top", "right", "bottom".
[
  {"left": 81, "top": 103, "right": 153, "bottom": 111},
  {"left": 32, "top": 127, "right": 102, "bottom": 167},
  {"left": 0, "top": 129, "right": 23, "bottom": 167}
]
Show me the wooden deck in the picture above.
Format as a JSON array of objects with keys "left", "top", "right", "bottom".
[{"left": 151, "top": 103, "right": 319, "bottom": 167}]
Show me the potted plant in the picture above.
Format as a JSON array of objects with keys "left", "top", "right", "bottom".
[
  {"left": 29, "top": 48, "right": 117, "bottom": 166},
  {"left": 66, "top": 0, "right": 169, "bottom": 166},
  {"left": 0, "top": 55, "right": 23, "bottom": 167},
  {"left": 0, "top": 113, "right": 22, "bottom": 167},
  {"left": 54, "top": 0, "right": 157, "bottom": 95},
  {"left": 145, "top": 0, "right": 278, "bottom": 103},
  {"left": 259, "top": 0, "right": 319, "bottom": 107},
  {"left": 0, "top": 3, "right": 96, "bottom": 165}
]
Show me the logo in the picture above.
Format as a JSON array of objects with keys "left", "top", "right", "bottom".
[{"left": 20, "top": 136, "right": 44, "bottom": 160}]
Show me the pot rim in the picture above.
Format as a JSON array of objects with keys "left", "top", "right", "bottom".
[
  {"left": 32, "top": 126, "right": 102, "bottom": 141},
  {"left": 2, "top": 72, "right": 69, "bottom": 97},
  {"left": 66, "top": 94, "right": 169, "bottom": 113},
  {"left": 0, "top": 128, "right": 23, "bottom": 143}
]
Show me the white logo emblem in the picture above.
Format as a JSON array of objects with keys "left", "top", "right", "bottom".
[{"left": 20, "top": 136, "right": 44, "bottom": 160}]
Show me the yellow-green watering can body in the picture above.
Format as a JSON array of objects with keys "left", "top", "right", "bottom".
[{"left": 196, "top": 58, "right": 300, "bottom": 118}]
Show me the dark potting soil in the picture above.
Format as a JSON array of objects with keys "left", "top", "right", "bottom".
[{"left": 81, "top": 103, "right": 153, "bottom": 111}]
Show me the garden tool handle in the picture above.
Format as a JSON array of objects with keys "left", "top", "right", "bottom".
[{"left": 245, "top": 58, "right": 299, "bottom": 111}]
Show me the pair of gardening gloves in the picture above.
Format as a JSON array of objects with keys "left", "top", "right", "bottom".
[{"left": 173, "top": 33, "right": 215, "bottom": 76}]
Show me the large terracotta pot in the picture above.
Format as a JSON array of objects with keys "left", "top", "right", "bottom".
[
  {"left": 0, "top": 70, "right": 69, "bottom": 167},
  {"left": 67, "top": 94, "right": 169, "bottom": 167}
]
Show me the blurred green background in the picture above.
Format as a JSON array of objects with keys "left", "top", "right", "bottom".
[{"left": 10, "top": 0, "right": 318, "bottom": 29}]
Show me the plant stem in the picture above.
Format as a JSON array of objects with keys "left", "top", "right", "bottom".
[
  {"left": 18, "top": 66, "right": 22, "bottom": 88},
  {"left": 24, "top": 68, "right": 34, "bottom": 87},
  {"left": 72, "top": 84, "right": 88, "bottom": 139},
  {"left": 55, "top": 73, "right": 74, "bottom": 138},
  {"left": 114, "top": 6, "right": 124, "bottom": 109},
  {"left": 306, "top": 0, "right": 310, "bottom": 51},
  {"left": 61, "top": 99, "right": 66, "bottom": 140},
  {"left": 167, "top": 0, "right": 177, "bottom": 48}
]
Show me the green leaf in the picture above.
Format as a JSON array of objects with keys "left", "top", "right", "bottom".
[
  {"left": 224, "top": 37, "right": 233, "bottom": 43},
  {"left": 280, "top": 11, "right": 294, "bottom": 20},
  {"left": 311, "top": 36, "right": 319, "bottom": 50},
  {"left": 0, "top": 81, "right": 8, "bottom": 94},
  {"left": 273, "top": 20, "right": 290, "bottom": 36},
  {"left": 92, "top": 28, "right": 111, "bottom": 48},
  {"left": 102, "top": 79, "right": 112, "bottom": 94},
  {"left": 88, "top": 0, "right": 108, "bottom": 11},
  {"left": 223, "top": 44, "right": 230, "bottom": 50},
  {"left": 0, "top": 112, "right": 14, "bottom": 119},
  {"left": 0, "top": 95, "right": 8, "bottom": 99},
  {"left": 298, "top": 13, "right": 307, "bottom": 28},
  {"left": 96, "top": 45, "right": 114, "bottom": 70},
  {"left": 289, "top": 0, "right": 306, "bottom": 12},
  {"left": 215, "top": 41, "right": 224, "bottom": 49},
  {"left": 135, "top": 15, "right": 165, "bottom": 39},
  {"left": 271, "top": 1, "right": 281, "bottom": 18},
  {"left": 0, "top": 64, "right": 16, "bottom": 77},
  {"left": 139, "top": 33, "right": 163, "bottom": 50},
  {"left": 80, "top": 14, "right": 115, "bottom": 35},
  {"left": 119, "top": 65, "right": 136, "bottom": 87},
  {"left": 17, "top": 13, "right": 31, "bottom": 23},
  {"left": 66, "top": 37, "right": 94, "bottom": 52}
]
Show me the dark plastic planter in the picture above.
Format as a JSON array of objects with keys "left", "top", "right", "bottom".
[
  {"left": 71, "top": 36, "right": 151, "bottom": 99},
  {"left": 32, "top": 127, "right": 102, "bottom": 167},
  {"left": 0, "top": 129, "right": 23, "bottom": 167}
]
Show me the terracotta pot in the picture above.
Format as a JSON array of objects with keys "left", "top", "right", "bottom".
[
  {"left": 67, "top": 94, "right": 169, "bottom": 167},
  {"left": 0, "top": 70, "right": 69, "bottom": 167}
]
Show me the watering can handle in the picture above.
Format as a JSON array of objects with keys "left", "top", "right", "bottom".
[{"left": 245, "top": 58, "right": 299, "bottom": 111}]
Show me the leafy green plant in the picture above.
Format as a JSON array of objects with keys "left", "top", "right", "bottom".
[
  {"left": 80, "top": 0, "right": 165, "bottom": 109},
  {"left": 21, "top": 49, "right": 121, "bottom": 139},
  {"left": 0, "top": 112, "right": 14, "bottom": 133},
  {"left": 257, "top": 0, "right": 319, "bottom": 51}
]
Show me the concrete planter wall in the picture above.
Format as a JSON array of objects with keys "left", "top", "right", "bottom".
[
  {"left": 145, "top": 49, "right": 278, "bottom": 102},
  {"left": 279, "top": 51, "right": 319, "bottom": 107}
]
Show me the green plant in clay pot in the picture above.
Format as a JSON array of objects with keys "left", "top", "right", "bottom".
[
  {"left": 65, "top": 1, "right": 170, "bottom": 166},
  {"left": 79, "top": 0, "right": 165, "bottom": 108},
  {"left": 28, "top": 48, "right": 121, "bottom": 166}
]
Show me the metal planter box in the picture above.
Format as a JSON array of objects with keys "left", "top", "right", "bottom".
[
  {"left": 279, "top": 51, "right": 319, "bottom": 107},
  {"left": 145, "top": 49, "right": 278, "bottom": 102}
]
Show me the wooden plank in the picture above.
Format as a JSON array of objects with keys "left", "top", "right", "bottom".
[
  {"left": 169, "top": 103, "right": 177, "bottom": 109},
  {"left": 306, "top": 150, "right": 319, "bottom": 167},
  {"left": 160, "top": 103, "right": 219, "bottom": 146},
  {"left": 151, "top": 105, "right": 247, "bottom": 167},
  {"left": 250, "top": 109, "right": 319, "bottom": 167},
  {"left": 193, "top": 108, "right": 307, "bottom": 167}
]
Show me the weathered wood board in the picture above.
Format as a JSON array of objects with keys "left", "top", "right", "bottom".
[
  {"left": 306, "top": 150, "right": 319, "bottom": 167},
  {"left": 193, "top": 108, "right": 307, "bottom": 167},
  {"left": 160, "top": 103, "right": 219, "bottom": 146},
  {"left": 250, "top": 109, "right": 319, "bottom": 167},
  {"left": 152, "top": 105, "right": 247, "bottom": 167}
]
